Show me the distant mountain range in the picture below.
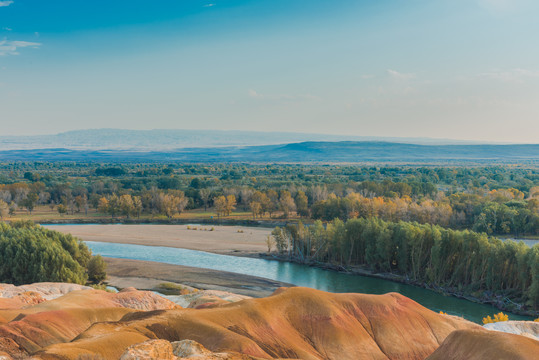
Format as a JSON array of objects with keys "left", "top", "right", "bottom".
[
  {"left": 0, "top": 141, "right": 537, "bottom": 164},
  {"left": 0, "top": 129, "right": 487, "bottom": 151}
]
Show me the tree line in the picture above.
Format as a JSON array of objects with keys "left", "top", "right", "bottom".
[
  {"left": 0, "top": 163, "right": 537, "bottom": 236},
  {"left": 271, "top": 218, "right": 539, "bottom": 310},
  {"left": 310, "top": 188, "right": 539, "bottom": 236}
]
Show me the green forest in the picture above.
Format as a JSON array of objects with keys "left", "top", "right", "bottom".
[{"left": 0, "top": 162, "right": 537, "bottom": 236}]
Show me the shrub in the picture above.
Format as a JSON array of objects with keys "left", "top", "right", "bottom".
[
  {"left": 87, "top": 255, "right": 107, "bottom": 284},
  {"left": 90, "top": 284, "right": 115, "bottom": 293},
  {"left": 0, "top": 221, "right": 91, "bottom": 285},
  {"left": 157, "top": 282, "right": 191, "bottom": 295},
  {"left": 482, "top": 312, "right": 509, "bottom": 324}
]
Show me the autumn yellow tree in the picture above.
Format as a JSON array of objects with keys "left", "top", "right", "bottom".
[
  {"left": 214, "top": 195, "right": 227, "bottom": 218},
  {"left": 159, "top": 193, "right": 181, "bottom": 219},
  {"left": 119, "top": 194, "right": 134, "bottom": 219},
  {"left": 98, "top": 197, "right": 109, "bottom": 214},
  {"left": 279, "top": 190, "right": 296, "bottom": 218},
  {"left": 250, "top": 201, "right": 261, "bottom": 219},
  {"left": 132, "top": 196, "right": 143, "bottom": 218},
  {"left": 225, "top": 195, "right": 236, "bottom": 216},
  {"left": 170, "top": 190, "right": 189, "bottom": 215},
  {"left": 251, "top": 191, "right": 270, "bottom": 217}
]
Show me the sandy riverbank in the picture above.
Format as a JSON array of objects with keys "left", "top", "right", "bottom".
[
  {"left": 104, "top": 258, "right": 290, "bottom": 297},
  {"left": 45, "top": 224, "right": 288, "bottom": 297},
  {"left": 45, "top": 224, "right": 271, "bottom": 257}
]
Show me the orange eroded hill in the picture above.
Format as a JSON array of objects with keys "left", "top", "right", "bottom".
[
  {"left": 0, "top": 287, "right": 179, "bottom": 357},
  {"left": 426, "top": 329, "right": 539, "bottom": 360},
  {"left": 33, "top": 287, "right": 482, "bottom": 360}
]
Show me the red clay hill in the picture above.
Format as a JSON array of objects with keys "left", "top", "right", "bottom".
[{"left": 0, "top": 285, "right": 537, "bottom": 359}]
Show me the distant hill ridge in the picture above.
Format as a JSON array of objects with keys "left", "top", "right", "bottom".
[
  {"left": 0, "top": 141, "right": 537, "bottom": 163},
  {"left": 0, "top": 129, "right": 489, "bottom": 151}
]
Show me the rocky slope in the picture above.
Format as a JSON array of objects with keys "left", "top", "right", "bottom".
[
  {"left": 483, "top": 321, "right": 539, "bottom": 340},
  {"left": 119, "top": 339, "right": 259, "bottom": 360},
  {"left": 1, "top": 283, "right": 537, "bottom": 359},
  {"left": 163, "top": 289, "right": 251, "bottom": 308},
  {"left": 0, "top": 283, "right": 91, "bottom": 311}
]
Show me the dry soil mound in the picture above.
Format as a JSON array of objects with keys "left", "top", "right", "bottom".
[
  {"left": 33, "top": 287, "right": 481, "bottom": 360},
  {"left": 426, "top": 328, "right": 539, "bottom": 360},
  {"left": 0, "top": 287, "right": 179, "bottom": 357}
]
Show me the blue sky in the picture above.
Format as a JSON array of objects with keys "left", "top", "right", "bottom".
[{"left": 1, "top": 0, "right": 538, "bottom": 142}]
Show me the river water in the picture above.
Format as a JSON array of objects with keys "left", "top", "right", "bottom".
[{"left": 85, "top": 240, "right": 533, "bottom": 323}]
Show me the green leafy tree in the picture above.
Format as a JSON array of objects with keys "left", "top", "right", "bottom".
[
  {"left": 0, "top": 222, "right": 91, "bottom": 285},
  {"left": 57, "top": 204, "right": 68, "bottom": 216},
  {"left": 20, "top": 193, "right": 39, "bottom": 214},
  {"left": 88, "top": 255, "right": 107, "bottom": 284},
  {"left": 295, "top": 191, "right": 309, "bottom": 217},
  {"left": 0, "top": 200, "right": 9, "bottom": 220}
]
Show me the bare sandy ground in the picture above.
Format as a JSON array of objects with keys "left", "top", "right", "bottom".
[
  {"left": 104, "top": 258, "right": 290, "bottom": 297},
  {"left": 45, "top": 224, "right": 271, "bottom": 257}
]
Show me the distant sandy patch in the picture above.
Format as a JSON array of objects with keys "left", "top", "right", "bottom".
[{"left": 45, "top": 224, "right": 271, "bottom": 256}]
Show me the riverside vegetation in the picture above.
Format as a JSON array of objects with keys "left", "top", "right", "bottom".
[{"left": 271, "top": 218, "right": 539, "bottom": 314}]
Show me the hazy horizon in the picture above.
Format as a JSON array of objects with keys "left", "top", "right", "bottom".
[
  {"left": 0, "top": 128, "right": 522, "bottom": 146},
  {"left": 0, "top": 127, "right": 536, "bottom": 145},
  {"left": 2, "top": 0, "right": 539, "bottom": 142}
]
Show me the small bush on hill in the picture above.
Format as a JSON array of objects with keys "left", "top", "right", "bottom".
[{"left": 482, "top": 312, "right": 509, "bottom": 324}]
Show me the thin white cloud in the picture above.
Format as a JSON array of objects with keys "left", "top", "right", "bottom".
[
  {"left": 248, "top": 89, "right": 262, "bottom": 98},
  {"left": 479, "top": 68, "right": 539, "bottom": 83},
  {"left": 387, "top": 69, "right": 415, "bottom": 80},
  {"left": 0, "top": 1, "right": 13, "bottom": 7},
  {"left": 0, "top": 40, "right": 41, "bottom": 56},
  {"left": 203, "top": 3, "right": 215, "bottom": 7}
]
